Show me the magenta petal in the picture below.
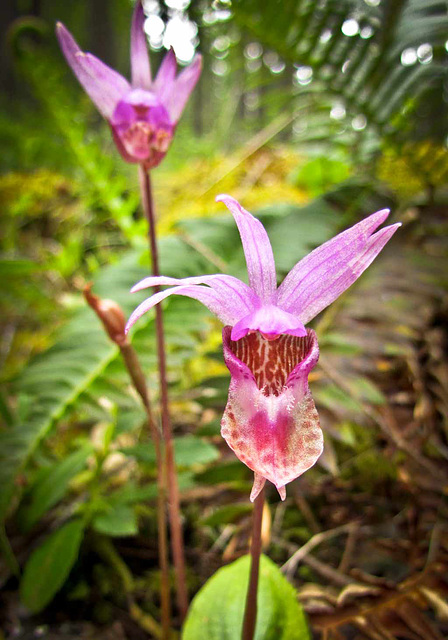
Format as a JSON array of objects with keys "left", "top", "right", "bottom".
[
  {"left": 153, "top": 48, "right": 177, "bottom": 104},
  {"left": 163, "top": 54, "right": 202, "bottom": 123},
  {"left": 230, "top": 304, "right": 306, "bottom": 341},
  {"left": 130, "top": 1, "right": 151, "bottom": 89},
  {"left": 221, "top": 328, "right": 323, "bottom": 498},
  {"left": 217, "top": 195, "right": 277, "bottom": 304},
  {"left": 109, "top": 88, "right": 174, "bottom": 165},
  {"left": 278, "top": 209, "right": 400, "bottom": 324},
  {"left": 110, "top": 125, "right": 140, "bottom": 163},
  {"left": 56, "top": 23, "right": 130, "bottom": 119}
]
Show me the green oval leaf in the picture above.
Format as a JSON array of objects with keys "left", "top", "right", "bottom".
[
  {"left": 92, "top": 505, "right": 138, "bottom": 537},
  {"left": 20, "top": 518, "right": 84, "bottom": 613},
  {"left": 182, "top": 554, "right": 311, "bottom": 640}
]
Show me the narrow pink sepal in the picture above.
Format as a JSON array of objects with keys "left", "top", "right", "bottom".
[
  {"left": 130, "top": 274, "right": 255, "bottom": 304},
  {"left": 278, "top": 209, "right": 400, "bottom": 324},
  {"left": 56, "top": 22, "right": 130, "bottom": 119},
  {"left": 128, "top": 274, "right": 259, "bottom": 328},
  {"left": 130, "top": 1, "right": 151, "bottom": 89},
  {"left": 216, "top": 195, "right": 278, "bottom": 304},
  {"left": 153, "top": 48, "right": 177, "bottom": 104},
  {"left": 221, "top": 328, "right": 323, "bottom": 496},
  {"left": 164, "top": 54, "right": 202, "bottom": 123},
  {"left": 125, "top": 283, "right": 250, "bottom": 334}
]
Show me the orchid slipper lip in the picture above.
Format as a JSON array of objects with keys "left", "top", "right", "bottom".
[{"left": 126, "top": 195, "right": 401, "bottom": 499}]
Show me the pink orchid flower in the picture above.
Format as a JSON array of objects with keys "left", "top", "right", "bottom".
[
  {"left": 56, "top": 2, "right": 201, "bottom": 169},
  {"left": 126, "top": 196, "right": 401, "bottom": 500}
]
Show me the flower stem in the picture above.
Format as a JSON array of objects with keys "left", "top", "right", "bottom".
[
  {"left": 242, "top": 488, "right": 265, "bottom": 640},
  {"left": 83, "top": 286, "right": 172, "bottom": 637},
  {"left": 119, "top": 342, "right": 172, "bottom": 639},
  {"left": 138, "top": 165, "right": 189, "bottom": 620}
]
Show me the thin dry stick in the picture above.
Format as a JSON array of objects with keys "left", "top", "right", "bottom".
[
  {"left": 138, "top": 165, "right": 189, "bottom": 619},
  {"left": 83, "top": 288, "right": 171, "bottom": 639},
  {"left": 242, "top": 488, "right": 265, "bottom": 640},
  {"left": 338, "top": 521, "right": 360, "bottom": 574},
  {"left": 281, "top": 522, "right": 356, "bottom": 578},
  {"left": 274, "top": 535, "right": 357, "bottom": 588}
]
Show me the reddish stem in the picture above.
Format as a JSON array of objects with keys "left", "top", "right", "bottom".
[
  {"left": 138, "top": 165, "right": 189, "bottom": 620},
  {"left": 83, "top": 283, "right": 173, "bottom": 635},
  {"left": 242, "top": 488, "right": 265, "bottom": 640},
  {"left": 119, "top": 342, "right": 172, "bottom": 639}
]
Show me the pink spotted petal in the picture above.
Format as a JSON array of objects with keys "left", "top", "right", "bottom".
[
  {"left": 56, "top": 22, "right": 130, "bottom": 119},
  {"left": 231, "top": 304, "right": 306, "bottom": 341},
  {"left": 153, "top": 48, "right": 177, "bottom": 104},
  {"left": 163, "top": 54, "right": 202, "bottom": 123},
  {"left": 130, "top": 1, "right": 151, "bottom": 89},
  {"left": 217, "top": 195, "right": 277, "bottom": 304},
  {"left": 221, "top": 328, "right": 323, "bottom": 499},
  {"left": 278, "top": 209, "right": 401, "bottom": 324}
]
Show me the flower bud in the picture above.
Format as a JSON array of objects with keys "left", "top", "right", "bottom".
[{"left": 84, "top": 284, "right": 127, "bottom": 346}]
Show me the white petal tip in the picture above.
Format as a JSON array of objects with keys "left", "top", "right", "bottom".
[
  {"left": 277, "top": 486, "right": 286, "bottom": 501},
  {"left": 249, "top": 484, "right": 260, "bottom": 502},
  {"left": 376, "top": 207, "right": 391, "bottom": 220},
  {"left": 250, "top": 474, "right": 267, "bottom": 502},
  {"left": 124, "top": 317, "right": 136, "bottom": 335},
  {"left": 215, "top": 193, "right": 230, "bottom": 204}
]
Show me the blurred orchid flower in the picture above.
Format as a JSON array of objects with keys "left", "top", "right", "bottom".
[
  {"left": 126, "top": 196, "right": 400, "bottom": 500},
  {"left": 56, "top": 2, "right": 201, "bottom": 168}
]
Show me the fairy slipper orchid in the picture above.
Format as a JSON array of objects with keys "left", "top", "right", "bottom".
[
  {"left": 126, "top": 195, "right": 401, "bottom": 500},
  {"left": 56, "top": 2, "right": 201, "bottom": 168}
]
